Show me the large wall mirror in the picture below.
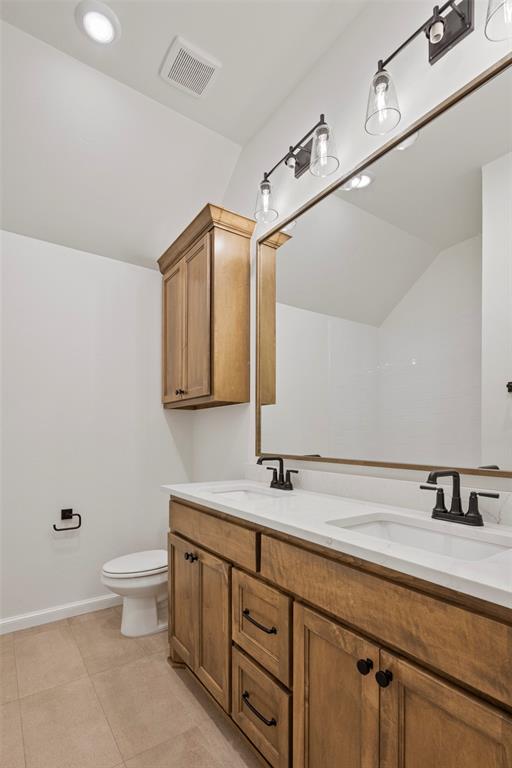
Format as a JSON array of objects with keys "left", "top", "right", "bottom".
[{"left": 256, "top": 59, "right": 512, "bottom": 477}]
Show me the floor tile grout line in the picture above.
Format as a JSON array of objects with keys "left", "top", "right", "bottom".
[
  {"left": 13, "top": 643, "right": 28, "bottom": 768},
  {"left": 88, "top": 671, "right": 125, "bottom": 765}
]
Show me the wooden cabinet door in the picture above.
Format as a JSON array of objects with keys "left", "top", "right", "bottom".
[
  {"left": 195, "top": 546, "right": 231, "bottom": 711},
  {"left": 162, "top": 263, "right": 183, "bottom": 404},
  {"left": 182, "top": 234, "right": 211, "bottom": 400},
  {"left": 294, "top": 603, "right": 379, "bottom": 768},
  {"left": 379, "top": 651, "right": 512, "bottom": 768},
  {"left": 168, "top": 533, "right": 197, "bottom": 668}
]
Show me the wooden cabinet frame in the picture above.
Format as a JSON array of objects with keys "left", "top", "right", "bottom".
[
  {"left": 294, "top": 603, "right": 379, "bottom": 768},
  {"left": 168, "top": 499, "right": 512, "bottom": 767},
  {"left": 159, "top": 204, "right": 255, "bottom": 409},
  {"left": 169, "top": 533, "right": 231, "bottom": 711}
]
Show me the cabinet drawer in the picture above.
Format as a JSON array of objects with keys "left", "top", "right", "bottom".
[
  {"left": 170, "top": 501, "right": 258, "bottom": 571},
  {"left": 232, "top": 569, "right": 291, "bottom": 686},
  {"left": 232, "top": 647, "right": 290, "bottom": 768},
  {"left": 260, "top": 535, "right": 512, "bottom": 709}
]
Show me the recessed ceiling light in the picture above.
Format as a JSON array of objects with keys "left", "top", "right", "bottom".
[
  {"left": 75, "top": 0, "right": 121, "bottom": 44},
  {"left": 342, "top": 172, "right": 374, "bottom": 191},
  {"left": 395, "top": 131, "right": 419, "bottom": 151}
]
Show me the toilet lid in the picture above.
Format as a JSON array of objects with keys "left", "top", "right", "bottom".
[{"left": 103, "top": 549, "right": 167, "bottom": 576}]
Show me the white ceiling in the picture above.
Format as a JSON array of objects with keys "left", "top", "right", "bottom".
[
  {"left": 0, "top": 0, "right": 366, "bottom": 145},
  {"left": 276, "top": 193, "right": 436, "bottom": 326}
]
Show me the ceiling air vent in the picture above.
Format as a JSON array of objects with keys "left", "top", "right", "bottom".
[{"left": 160, "top": 36, "right": 221, "bottom": 97}]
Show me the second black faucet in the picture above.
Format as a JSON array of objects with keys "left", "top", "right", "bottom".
[{"left": 257, "top": 456, "right": 298, "bottom": 491}]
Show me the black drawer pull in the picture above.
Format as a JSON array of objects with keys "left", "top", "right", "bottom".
[
  {"left": 242, "top": 691, "right": 277, "bottom": 727},
  {"left": 243, "top": 608, "right": 277, "bottom": 635}
]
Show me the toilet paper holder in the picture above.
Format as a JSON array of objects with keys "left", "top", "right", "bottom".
[{"left": 53, "top": 509, "right": 82, "bottom": 532}]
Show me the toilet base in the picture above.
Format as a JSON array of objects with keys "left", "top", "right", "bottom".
[{"left": 121, "top": 596, "right": 167, "bottom": 637}]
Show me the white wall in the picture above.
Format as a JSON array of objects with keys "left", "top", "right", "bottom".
[
  {"left": 265, "top": 236, "right": 481, "bottom": 468},
  {"left": 481, "top": 153, "right": 512, "bottom": 469},
  {"left": 1, "top": 231, "right": 193, "bottom": 623},
  {"left": 193, "top": 0, "right": 511, "bottom": 486},
  {"left": 377, "top": 236, "right": 482, "bottom": 467},
  {"left": 262, "top": 304, "right": 377, "bottom": 458}
]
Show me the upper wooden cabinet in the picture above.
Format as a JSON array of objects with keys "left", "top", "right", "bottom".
[{"left": 159, "top": 204, "right": 256, "bottom": 409}]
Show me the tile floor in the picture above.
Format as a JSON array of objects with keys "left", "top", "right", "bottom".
[{"left": 0, "top": 605, "right": 262, "bottom": 768}]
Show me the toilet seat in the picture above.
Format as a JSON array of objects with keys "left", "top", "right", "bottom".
[{"left": 102, "top": 549, "right": 167, "bottom": 579}]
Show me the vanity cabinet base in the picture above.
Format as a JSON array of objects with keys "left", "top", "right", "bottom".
[{"left": 168, "top": 499, "right": 512, "bottom": 768}]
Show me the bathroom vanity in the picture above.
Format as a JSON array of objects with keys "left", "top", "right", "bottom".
[{"left": 164, "top": 480, "right": 512, "bottom": 768}]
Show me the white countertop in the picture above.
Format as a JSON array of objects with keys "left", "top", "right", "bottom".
[{"left": 162, "top": 479, "right": 512, "bottom": 610}]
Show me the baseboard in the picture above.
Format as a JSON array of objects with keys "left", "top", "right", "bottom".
[{"left": 0, "top": 594, "right": 123, "bottom": 635}]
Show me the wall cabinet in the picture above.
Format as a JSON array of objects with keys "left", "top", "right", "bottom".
[
  {"left": 168, "top": 499, "right": 512, "bottom": 768},
  {"left": 169, "top": 533, "right": 231, "bottom": 711},
  {"left": 159, "top": 204, "right": 255, "bottom": 409}
]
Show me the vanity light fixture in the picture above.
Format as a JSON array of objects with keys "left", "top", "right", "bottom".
[
  {"left": 254, "top": 113, "right": 339, "bottom": 222},
  {"left": 254, "top": 177, "right": 279, "bottom": 224},
  {"left": 485, "top": 0, "right": 512, "bottom": 39},
  {"left": 365, "top": 0, "right": 474, "bottom": 135},
  {"left": 75, "top": 0, "right": 121, "bottom": 44}
]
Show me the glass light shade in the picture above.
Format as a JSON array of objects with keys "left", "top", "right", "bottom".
[
  {"left": 485, "top": 0, "right": 512, "bottom": 40},
  {"left": 365, "top": 68, "right": 401, "bottom": 136},
  {"left": 254, "top": 180, "right": 278, "bottom": 224},
  {"left": 309, "top": 123, "right": 339, "bottom": 177}
]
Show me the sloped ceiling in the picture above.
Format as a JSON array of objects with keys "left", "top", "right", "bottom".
[
  {"left": 1, "top": 22, "right": 240, "bottom": 267},
  {"left": 0, "top": 0, "right": 366, "bottom": 144}
]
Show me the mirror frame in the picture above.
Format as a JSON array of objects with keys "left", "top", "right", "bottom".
[{"left": 256, "top": 53, "right": 512, "bottom": 479}]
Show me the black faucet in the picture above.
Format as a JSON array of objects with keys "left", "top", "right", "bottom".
[
  {"left": 257, "top": 456, "right": 298, "bottom": 491},
  {"left": 420, "top": 470, "right": 499, "bottom": 526},
  {"left": 426, "top": 470, "right": 464, "bottom": 516}
]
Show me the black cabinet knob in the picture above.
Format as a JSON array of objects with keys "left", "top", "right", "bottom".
[
  {"left": 184, "top": 552, "right": 190, "bottom": 560},
  {"left": 189, "top": 553, "right": 198, "bottom": 563},
  {"left": 356, "top": 658, "right": 374, "bottom": 676},
  {"left": 375, "top": 669, "right": 393, "bottom": 688},
  {"left": 175, "top": 389, "right": 180, "bottom": 396}
]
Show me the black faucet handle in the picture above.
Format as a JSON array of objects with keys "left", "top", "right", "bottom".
[
  {"left": 420, "top": 485, "right": 447, "bottom": 514},
  {"left": 267, "top": 467, "right": 279, "bottom": 486},
  {"left": 284, "top": 469, "right": 298, "bottom": 490},
  {"left": 465, "top": 491, "right": 499, "bottom": 526}
]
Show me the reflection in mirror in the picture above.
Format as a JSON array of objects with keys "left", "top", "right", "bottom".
[{"left": 258, "top": 65, "right": 512, "bottom": 474}]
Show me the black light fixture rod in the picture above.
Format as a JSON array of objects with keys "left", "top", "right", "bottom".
[
  {"left": 262, "top": 114, "right": 326, "bottom": 182},
  {"left": 381, "top": 0, "right": 461, "bottom": 69}
]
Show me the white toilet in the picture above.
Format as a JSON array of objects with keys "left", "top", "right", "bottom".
[{"left": 101, "top": 550, "right": 168, "bottom": 637}]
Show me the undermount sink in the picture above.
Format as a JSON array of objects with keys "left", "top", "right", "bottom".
[
  {"left": 208, "top": 486, "right": 289, "bottom": 503},
  {"left": 327, "top": 513, "right": 511, "bottom": 561}
]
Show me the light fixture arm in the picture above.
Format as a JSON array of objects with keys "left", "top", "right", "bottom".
[
  {"left": 380, "top": 0, "right": 470, "bottom": 69},
  {"left": 261, "top": 113, "right": 326, "bottom": 183}
]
